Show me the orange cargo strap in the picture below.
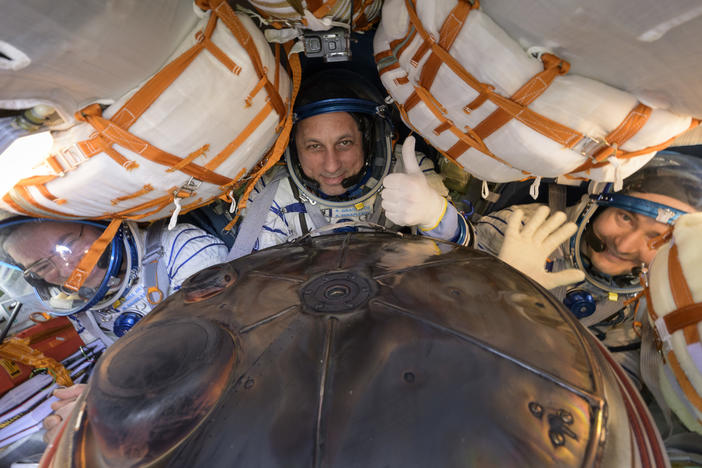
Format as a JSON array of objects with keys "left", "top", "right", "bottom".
[
  {"left": 669, "top": 243, "right": 693, "bottom": 308},
  {"left": 167, "top": 145, "right": 210, "bottom": 173},
  {"left": 662, "top": 242, "right": 702, "bottom": 413},
  {"left": 473, "top": 53, "right": 570, "bottom": 139},
  {"left": 75, "top": 105, "right": 232, "bottom": 187},
  {"left": 206, "top": 101, "right": 276, "bottom": 170},
  {"left": 567, "top": 103, "right": 653, "bottom": 174},
  {"left": 224, "top": 46, "right": 302, "bottom": 231},
  {"left": 413, "top": 0, "right": 476, "bottom": 110},
  {"left": 63, "top": 219, "right": 122, "bottom": 293},
  {"left": 111, "top": 184, "right": 154, "bottom": 206},
  {"left": 4, "top": 184, "right": 83, "bottom": 219},
  {"left": 402, "top": 0, "right": 583, "bottom": 155},
  {"left": 106, "top": 190, "right": 178, "bottom": 220},
  {"left": 211, "top": 0, "right": 287, "bottom": 119}
]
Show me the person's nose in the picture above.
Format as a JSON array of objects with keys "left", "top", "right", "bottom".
[
  {"left": 613, "top": 229, "right": 646, "bottom": 259},
  {"left": 322, "top": 150, "right": 342, "bottom": 175}
]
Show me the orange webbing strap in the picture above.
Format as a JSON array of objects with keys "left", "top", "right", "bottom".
[
  {"left": 4, "top": 184, "right": 82, "bottom": 219},
  {"left": 404, "top": 0, "right": 483, "bottom": 91},
  {"left": 63, "top": 219, "right": 122, "bottom": 293},
  {"left": 412, "top": 0, "right": 475, "bottom": 111},
  {"left": 210, "top": 0, "right": 287, "bottom": 120},
  {"left": 403, "top": 0, "right": 583, "bottom": 151},
  {"left": 75, "top": 105, "right": 232, "bottom": 187},
  {"left": 662, "top": 242, "right": 702, "bottom": 413},
  {"left": 0, "top": 337, "right": 72, "bottom": 387},
  {"left": 569, "top": 119, "right": 700, "bottom": 178},
  {"left": 166, "top": 145, "right": 210, "bottom": 173},
  {"left": 110, "top": 35, "right": 206, "bottom": 130},
  {"left": 594, "top": 103, "right": 652, "bottom": 159},
  {"left": 107, "top": 193, "right": 176, "bottom": 221},
  {"left": 224, "top": 48, "right": 302, "bottom": 231},
  {"left": 410, "top": 86, "right": 519, "bottom": 170},
  {"left": 567, "top": 103, "right": 653, "bottom": 174},
  {"left": 663, "top": 303, "right": 702, "bottom": 337},
  {"left": 111, "top": 184, "right": 154, "bottom": 206},
  {"left": 641, "top": 274, "right": 659, "bottom": 322},
  {"left": 668, "top": 242, "right": 694, "bottom": 309},
  {"left": 206, "top": 101, "right": 276, "bottom": 170},
  {"left": 473, "top": 53, "right": 570, "bottom": 140}
]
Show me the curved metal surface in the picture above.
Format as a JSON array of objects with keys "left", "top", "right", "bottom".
[{"left": 49, "top": 233, "right": 665, "bottom": 467}]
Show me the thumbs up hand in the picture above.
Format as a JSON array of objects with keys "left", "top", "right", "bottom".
[{"left": 381, "top": 136, "right": 448, "bottom": 230}]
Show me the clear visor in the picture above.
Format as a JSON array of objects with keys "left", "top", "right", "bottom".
[
  {"left": 0, "top": 220, "right": 121, "bottom": 315},
  {"left": 286, "top": 98, "right": 393, "bottom": 208}
]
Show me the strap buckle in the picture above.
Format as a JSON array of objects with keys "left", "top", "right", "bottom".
[{"left": 572, "top": 135, "right": 609, "bottom": 159}]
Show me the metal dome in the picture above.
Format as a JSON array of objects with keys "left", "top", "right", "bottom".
[{"left": 46, "top": 233, "right": 666, "bottom": 467}]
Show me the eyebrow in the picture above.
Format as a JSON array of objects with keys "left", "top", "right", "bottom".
[{"left": 301, "top": 133, "right": 356, "bottom": 144}]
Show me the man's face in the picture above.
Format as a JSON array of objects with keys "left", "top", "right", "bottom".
[
  {"left": 586, "top": 192, "right": 694, "bottom": 276},
  {"left": 5, "top": 222, "right": 106, "bottom": 289},
  {"left": 295, "top": 112, "right": 365, "bottom": 196}
]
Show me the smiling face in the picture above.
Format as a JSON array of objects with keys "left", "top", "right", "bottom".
[
  {"left": 294, "top": 112, "right": 365, "bottom": 196},
  {"left": 586, "top": 192, "right": 695, "bottom": 276}
]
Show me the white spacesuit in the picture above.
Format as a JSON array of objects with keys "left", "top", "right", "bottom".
[
  {"left": 0, "top": 218, "right": 228, "bottom": 344},
  {"left": 227, "top": 69, "right": 472, "bottom": 261}
]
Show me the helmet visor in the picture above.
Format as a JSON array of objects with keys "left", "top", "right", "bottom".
[{"left": 0, "top": 219, "right": 121, "bottom": 315}]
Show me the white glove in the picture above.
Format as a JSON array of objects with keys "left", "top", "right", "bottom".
[
  {"left": 498, "top": 206, "right": 585, "bottom": 289},
  {"left": 381, "top": 136, "right": 447, "bottom": 230}
]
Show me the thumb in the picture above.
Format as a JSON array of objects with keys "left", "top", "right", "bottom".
[{"left": 401, "top": 136, "right": 421, "bottom": 175}]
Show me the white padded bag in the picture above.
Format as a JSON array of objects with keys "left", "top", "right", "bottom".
[
  {"left": 0, "top": 1, "right": 291, "bottom": 222},
  {"left": 647, "top": 213, "right": 702, "bottom": 435},
  {"left": 373, "top": 0, "right": 696, "bottom": 184}
]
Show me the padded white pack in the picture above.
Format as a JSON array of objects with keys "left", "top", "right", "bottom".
[
  {"left": 0, "top": 11, "right": 291, "bottom": 221},
  {"left": 648, "top": 213, "right": 702, "bottom": 434},
  {"left": 373, "top": 0, "right": 693, "bottom": 183}
]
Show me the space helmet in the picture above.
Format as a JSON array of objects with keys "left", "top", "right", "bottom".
[
  {"left": 0, "top": 217, "right": 139, "bottom": 316},
  {"left": 284, "top": 68, "right": 393, "bottom": 208},
  {"left": 570, "top": 150, "right": 702, "bottom": 294}
]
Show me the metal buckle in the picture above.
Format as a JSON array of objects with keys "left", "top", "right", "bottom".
[
  {"left": 174, "top": 177, "right": 202, "bottom": 198},
  {"left": 572, "top": 136, "right": 609, "bottom": 159}
]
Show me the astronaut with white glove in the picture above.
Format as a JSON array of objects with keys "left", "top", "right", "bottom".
[
  {"left": 498, "top": 206, "right": 585, "bottom": 289},
  {"left": 381, "top": 136, "right": 472, "bottom": 245}
]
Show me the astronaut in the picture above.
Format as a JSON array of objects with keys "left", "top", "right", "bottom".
[
  {"left": 0, "top": 217, "right": 229, "bottom": 445},
  {"left": 226, "top": 69, "right": 473, "bottom": 260},
  {"left": 475, "top": 150, "right": 702, "bottom": 381},
  {"left": 0, "top": 218, "right": 228, "bottom": 345}
]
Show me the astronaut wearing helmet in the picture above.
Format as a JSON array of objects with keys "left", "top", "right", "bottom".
[
  {"left": 226, "top": 68, "right": 473, "bottom": 260},
  {"left": 476, "top": 150, "right": 702, "bottom": 381},
  {"left": 0, "top": 217, "right": 228, "bottom": 344}
]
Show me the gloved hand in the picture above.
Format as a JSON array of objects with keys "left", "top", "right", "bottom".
[
  {"left": 382, "top": 136, "right": 447, "bottom": 230},
  {"left": 498, "top": 206, "right": 585, "bottom": 289},
  {"left": 43, "top": 383, "right": 86, "bottom": 444}
]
